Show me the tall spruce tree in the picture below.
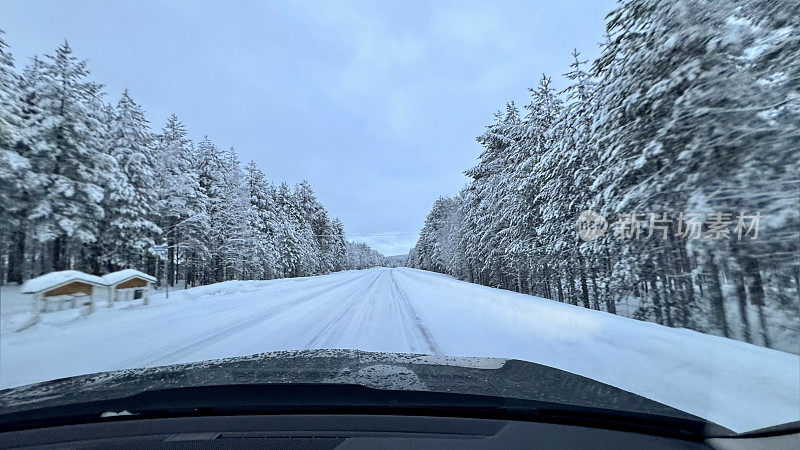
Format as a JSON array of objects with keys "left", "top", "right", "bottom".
[
  {"left": 98, "top": 90, "right": 160, "bottom": 272},
  {"left": 28, "top": 41, "right": 114, "bottom": 271}
]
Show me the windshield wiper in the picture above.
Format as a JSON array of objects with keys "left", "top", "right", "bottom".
[{"left": 0, "top": 383, "right": 729, "bottom": 440}]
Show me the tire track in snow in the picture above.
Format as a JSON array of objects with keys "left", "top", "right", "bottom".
[
  {"left": 304, "top": 270, "right": 387, "bottom": 349},
  {"left": 388, "top": 270, "right": 442, "bottom": 356},
  {"left": 113, "top": 271, "right": 375, "bottom": 369}
]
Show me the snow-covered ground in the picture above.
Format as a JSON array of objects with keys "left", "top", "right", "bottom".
[
  {"left": 0, "top": 284, "right": 29, "bottom": 318},
  {"left": 1, "top": 267, "right": 798, "bottom": 432}
]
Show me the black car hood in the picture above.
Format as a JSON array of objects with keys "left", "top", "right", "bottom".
[{"left": 0, "top": 349, "right": 698, "bottom": 421}]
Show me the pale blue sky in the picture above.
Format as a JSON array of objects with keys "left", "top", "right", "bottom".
[{"left": 3, "top": 0, "right": 616, "bottom": 255}]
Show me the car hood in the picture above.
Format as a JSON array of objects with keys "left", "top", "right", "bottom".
[{"left": 0, "top": 349, "right": 698, "bottom": 421}]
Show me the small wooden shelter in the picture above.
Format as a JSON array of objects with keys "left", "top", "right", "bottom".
[
  {"left": 21, "top": 270, "right": 106, "bottom": 314},
  {"left": 101, "top": 269, "right": 156, "bottom": 306}
]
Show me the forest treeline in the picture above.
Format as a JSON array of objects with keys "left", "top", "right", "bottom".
[
  {"left": 409, "top": 0, "right": 799, "bottom": 352},
  {"left": 0, "top": 31, "right": 386, "bottom": 286}
]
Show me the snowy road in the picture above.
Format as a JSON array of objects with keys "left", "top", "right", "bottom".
[
  {"left": 111, "top": 269, "right": 442, "bottom": 369},
  {"left": 1, "top": 267, "right": 798, "bottom": 432}
]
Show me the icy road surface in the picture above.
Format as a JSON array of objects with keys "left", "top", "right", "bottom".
[{"left": 1, "top": 267, "right": 798, "bottom": 432}]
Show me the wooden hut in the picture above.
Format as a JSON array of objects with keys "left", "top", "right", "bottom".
[
  {"left": 20, "top": 270, "right": 106, "bottom": 315},
  {"left": 101, "top": 269, "right": 156, "bottom": 306}
]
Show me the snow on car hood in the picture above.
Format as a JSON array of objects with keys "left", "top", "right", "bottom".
[{"left": 0, "top": 349, "right": 695, "bottom": 421}]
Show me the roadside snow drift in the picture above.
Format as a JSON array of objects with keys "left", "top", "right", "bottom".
[{"left": 1, "top": 267, "right": 798, "bottom": 432}]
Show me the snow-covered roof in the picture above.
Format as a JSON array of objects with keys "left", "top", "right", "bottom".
[
  {"left": 101, "top": 269, "right": 157, "bottom": 286},
  {"left": 21, "top": 270, "right": 105, "bottom": 294}
]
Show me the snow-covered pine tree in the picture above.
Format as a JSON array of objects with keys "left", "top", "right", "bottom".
[
  {"left": 509, "top": 75, "right": 563, "bottom": 296},
  {"left": 412, "top": 195, "right": 465, "bottom": 277},
  {"left": 0, "top": 29, "right": 348, "bottom": 288},
  {"left": 274, "top": 182, "right": 302, "bottom": 278},
  {"left": 589, "top": 0, "right": 800, "bottom": 341},
  {"left": 216, "top": 148, "right": 258, "bottom": 280},
  {"left": 294, "top": 180, "right": 333, "bottom": 274},
  {"left": 97, "top": 90, "right": 160, "bottom": 272},
  {"left": 529, "top": 53, "right": 601, "bottom": 308},
  {"left": 197, "top": 143, "right": 253, "bottom": 281},
  {"left": 193, "top": 137, "right": 226, "bottom": 283},
  {"left": 155, "top": 117, "right": 210, "bottom": 286},
  {"left": 329, "top": 218, "right": 348, "bottom": 272},
  {"left": 26, "top": 41, "right": 115, "bottom": 272},
  {"left": 0, "top": 29, "right": 37, "bottom": 283},
  {"left": 243, "top": 161, "right": 279, "bottom": 279},
  {"left": 345, "top": 241, "right": 386, "bottom": 270},
  {"left": 460, "top": 104, "right": 523, "bottom": 287},
  {"left": 555, "top": 49, "right": 609, "bottom": 311}
]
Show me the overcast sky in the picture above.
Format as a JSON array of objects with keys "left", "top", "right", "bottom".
[{"left": 3, "top": 0, "right": 616, "bottom": 255}]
